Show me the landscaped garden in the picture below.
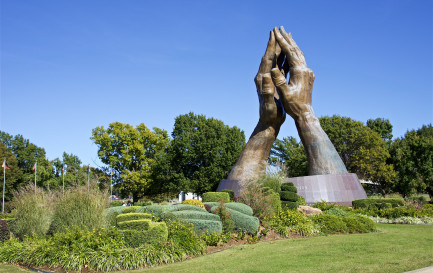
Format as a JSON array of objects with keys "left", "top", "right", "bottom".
[{"left": 0, "top": 176, "right": 431, "bottom": 273}]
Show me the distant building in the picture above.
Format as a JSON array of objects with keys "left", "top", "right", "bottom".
[{"left": 178, "top": 191, "right": 202, "bottom": 202}]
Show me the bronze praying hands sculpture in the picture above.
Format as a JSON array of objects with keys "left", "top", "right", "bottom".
[{"left": 218, "top": 26, "right": 347, "bottom": 196}]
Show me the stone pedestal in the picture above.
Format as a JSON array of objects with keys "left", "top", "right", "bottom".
[{"left": 287, "top": 173, "right": 367, "bottom": 206}]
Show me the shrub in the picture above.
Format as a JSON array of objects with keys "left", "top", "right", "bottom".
[
  {"left": 280, "top": 191, "right": 298, "bottom": 202},
  {"left": 353, "top": 215, "right": 376, "bottom": 232},
  {"left": 134, "top": 200, "right": 153, "bottom": 206},
  {"left": 200, "top": 231, "right": 221, "bottom": 246},
  {"left": 110, "top": 200, "right": 123, "bottom": 207},
  {"left": 121, "top": 222, "right": 168, "bottom": 247},
  {"left": 183, "top": 219, "right": 222, "bottom": 234},
  {"left": 10, "top": 184, "right": 54, "bottom": 237},
  {"left": 298, "top": 195, "right": 307, "bottom": 206},
  {"left": 172, "top": 210, "right": 220, "bottom": 221},
  {"left": 281, "top": 201, "right": 298, "bottom": 210},
  {"left": 289, "top": 222, "right": 320, "bottom": 236},
  {"left": 48, "top": 185, "right": 109, "bottom": 235},
  {"left": 122, "top": 206, "right": 141, "bottom": 213},
  {"left": 311, "top": 214, "right": 348, "bottom": 234},
  {"left": 224, "top": 202, "right": 254, "bottom": 216},
  {"left": 204, "top": 204, "right": 211, "bottom": 212},
  {"left": 352, "top": 198, "right": 404, "bottom": 209},
  {"left": 181, "top": 199, "right": 205, "bottom": 209},
  {"left": 116, "top": 213, "right": 152, "bottom": 223},
  {"left": 202, "top": 192, "right": 230, "bottom": 203},
  {"left": 0, "top": 220, "right": 10, "bottom": 242},
  {"left": 117, "top": 219, "right": 152, "bottom": 230},
  {"left": 212, "top": 207, "right": 259, "bottom": 234},
  {"left": 214, "top": 201, "right": 234, "bottom": 233},
  {"left": 105, "top": 206, "right": 124, "bottom": 226},
  {"left": 166, "top": 219, "right": 206, "bottom": 254},
  {"left": 313, "top": 201, "right": 335, "bottom": 211},
  {"left": 281, "top": 184, "right": 297, "bottom": 193},
  {"left": 220, "top": 189, "right": 235, "bottom": 201},
  {"left": 143, "top": 204, "right": 206, "bottom": 218},
  {"left": 342, "top": 216, "right": 369, "bottom": 233},
  {"left": 239, "top": 184, "right": 275, "bottom": 219},
  {"left": 257, "top": 175, "right": 283, "bottom": 194},
  {"left": 325, "top": 207, "right": 350, "bottom": 217},
  {"left": 417, "top": 204, "right": 433, "bottom": 217}
]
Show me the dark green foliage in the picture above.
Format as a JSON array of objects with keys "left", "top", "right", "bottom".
[
  {"left": 220, "top": 189, "right": 235, "bottom": 201},
  {"left": 122, "top": 206, "right": 141, "bottom": 213},
  {"left": 153, "top": 112, "right": 245, "bottom": 195},
  {"left": 172, "top": 210, "right": 220, "bottom": 221},
  {"left": 110, "top": 200, "right": 123, "bottom": 207},
  {"left": 116, "top": 213, "right": 152, "bottom": 223},
  {"left": 166, "top": 219, "right": 206, "bottom": 254},
  {"left": 366, "top": 118, "right": 393, "bottom": 144},
  {"left": 342, "top": 217, "right": 368, "bottom": 233},
  {"left": 311, "top": 214, "right": 348, "bottom": 234},
  {"left": 286, "top": 182, "right": 294, "bottom": 187},
  {"left": 270, "top": 136, "right": 309, "bottom": 177},
  {"left": 121, "top": 223, "right": 168, "bottom": 247},
  {"left": 183, "top": 219, "right": 222, "bottom": 234},
  {"left": 0, "top": 220, "right": 10, "bottom": 242},
  {"left": 257, "top": 175, "right": 283, "bottom": 194},
  {"left": 214, "top": 202, "right": 234, "bottom": 233},
  {"left": 117, "top": 219, "right": 152, "bottom": 230},
  {"left": 280, "top": 191, "right": 298, "bottom": 202},
  {"left": 202, "top": 192, "right": 230, "bottom": 203},
  {"left": 224, "top": 202, "right": 254, "bottom": 216},
  {"left": 281, "top": 201, "right": 298, "bottom": 210},
  {"left": 213, "top": 207, "right": 259, "bottom": 234},
  {"left": 281, "top": 183, "right": 297, "bottom": 192},
  {"left": 352, "top": 198, "right": 404, "bottom": 209},
  {"left": 143, "top": 204, "right": 206, "bottom": 218},
  {"left": 325, "top": 207, "right": 350, "bottom": 217},
  {"left": 353, "top": 215, "right": 376, "bottom": 232}
]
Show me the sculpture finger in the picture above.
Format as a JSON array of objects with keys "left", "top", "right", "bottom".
[
  {"left": 271, "top": 67, "right": 293, "bottom": 104},
  {"left": 273, "top": 27, "right": 305, "bottom": 68},
  {"left": 257, "top": 31, "right": 276, "bottom": 75},
  {"left": 279, "top": 26, "right": 306, "bottom": 64},
  {"left": 261, "top": 74, "right": 275, "bottom": 104}
]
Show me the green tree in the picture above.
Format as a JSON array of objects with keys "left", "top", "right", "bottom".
[
  {"left": 0, "top": 143, "right": 24, "bottom": 202},
  {"left": 390, "top": 124, "right": 433, "bottom": 197},
  {"left": 367, "top": 118, "right": 393, "bottom": 146},
  {"left": 154, "top": 112, "right": 245, "bottom": 195},
  {"left": 91, "top": 122, "right": 168, "bottom": 201},
  {"left": 0, "top": 131, "right": 54, "bottom": 190},
  {"left": 270, "top": 136, "right": 308, "bottom": 177}
]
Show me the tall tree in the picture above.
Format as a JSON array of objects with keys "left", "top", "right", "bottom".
[
  {"left": 270, "top": 137, "right": 308, "bottom": 177},
  {"left": 367, "top": 118, "right": 393, "bottom": 146},
  {"left": 390, "top": 124, "right": 433, "bottom": 197},
  {"left": 155, "top": 113, "right": 245, "bottom": 195},
  {"left": 91, "top": 122, "right": 168, "bottom": 201}
]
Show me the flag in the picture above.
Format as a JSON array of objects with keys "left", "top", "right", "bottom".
[
  {"left": 87, "top": 165, "right": 90, "bottom": 174},
  {"left": 2, "top": 160, "right": 10, "bottom": 170},
  {"left": 32, "top": 163, "right": 36, "bottom": 173},
  {"left": 62, "top": 166, "right": 64, "bottom": 175}
]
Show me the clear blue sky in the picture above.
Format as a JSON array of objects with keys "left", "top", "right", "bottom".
[{"left": 1, "top": 0, "right": 432, "bottom": 168}]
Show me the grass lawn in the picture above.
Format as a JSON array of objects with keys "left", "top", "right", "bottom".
[{"left": 2, "top": 224, "right": 432, "bottom": 273}]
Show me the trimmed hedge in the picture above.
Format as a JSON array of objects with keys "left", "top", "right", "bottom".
[
  {"left": 281, "top": 184, "right": 297, "bottom": 193},
  {"left": 224, "top": 202, "right": 254, "bottom": 216},
  {"left": 172, "top": 210, "right": 220, "bottom": 221},
  {"left": 311, "top": 214, "right": 348, "bottom": 234},
  {"left": 202, "top": 192, "right": 230, "bottom": 203},
  {"left": 220, "top": 189, "right": 235, "bottom": 201},
  {"left": 183, "top": 219, "right": 222, "bottom": 234},
  {"left": 116, "top": 213, "right": 152, "bottom": 223},
  {"left": 352, "top": 198, "right": 404, "bottom": 209},
  {"left": 283, "top": 182, "right": 294, "bottom": 188},
  {"left": 211, "top": 207, "right": 259, "bottom": 234},
  {"left": 280, "top": 191, "right": 298, "bottom": 202},
  {"left": 117, "top": 219, "right": 152, "bottom": 230},
  {"left": 122, "top": 206, "right": 142, "bottom": 213},
  {"left": 281, "top": 201, "right": 298, "bottom": 210},
  {"left": 121, "top": 222, "right": 168, "bottom": 247},
  {"left": 181, "top": 199, "right": 205, "bottom": 209},
  {"left": 143, "top": 204, "right": 207, "bottom": 218}
]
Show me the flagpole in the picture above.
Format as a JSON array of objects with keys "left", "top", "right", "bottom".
[
  {"left": 34, "top": 161, "right": 37, "bottom": 195},
  {"left": 110, "top": 167, "right": 113, "bottom": 200},
  {"left": 2, "top": 159, "right": 5, "bottom": 214},
  {"left": 87, "top": 164, "right": 90, "bottom": 191},
  {"left": 62, "top": 164, "right": 65, "bottom": 196}
]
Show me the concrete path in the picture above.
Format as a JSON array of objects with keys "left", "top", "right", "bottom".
[{"left": 405, "top": 266, "right": 433, "bottom": 273}]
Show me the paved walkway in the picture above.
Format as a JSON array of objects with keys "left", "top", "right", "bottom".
[{"left": 405, "top": 266, "right": 433, "bottom": 273}]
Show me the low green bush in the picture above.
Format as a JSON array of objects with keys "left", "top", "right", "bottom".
[
  {"left": 134, "top": 201, "right": 153, "bottom": 206},
  {"left": 0, "top": 220, "right": 10, "bottom": 242},
  {"left": 105, "top": 206, "right": 123, "bottom": 226},
  {"left": 325, "top": 207, "right": 350, "bottom": 217},
  {"left": 281, "top": 184, "right": 297, "bottom": 193},
  {"left": 257, "top": 175, "right": 283, "bottom": 194},
  {"left": 202, "top": 192, "right": 230, "bottom": 203},
  {"left": 220, "top": 189, "right": 235, "bottom": 201},
  {"left": 298, "top": 195, "right": 307, "bottom": 206},
  {"left": 183, "top": 219, "right": 222, "bottom": 234},
  {"left": 211, "top": 207, "right": 259, "bottom": 234},
  {"left": 342, "top": 216, "right": 368, "bottom": 233},
  {"left": 181, "top": 199, "right": 205, "bottom": 209},
  {"left": 353, "top": 215, "right": 376, "bottom": 232},
  {"left": 172, "top": 210, "right": 220, "bottom": 221},
  {"left": 117, "top": 219, "right": 152, "bottom": 230},
  {"left": 110, "top": 200, "right": 124, "bottom": 207},
  {"left": 116, "top": 213, "right": 152, "bottom": 223},
  {"left": 166, "top": 219, "right": 206, "bottom": 254},
  {"left": 143, "top": 204, "right": 206, "bottom": 218},
  {"left": 224, "top": 202, "right": 254, "bottom": 216},
  {"left": 313, "top": 201, "right": 335, "bottom": 211},
  {"left": 280, "top": 191, "right": 298, "bottom": 202},
  {"left": 122, "top": 206, "right": 141, "bottom": 213},
  {"left": 352, "top": 198, "right": 404, "bottom": 209},
  {"left": 281, "top": 201, "right": 298, "bottom": 210},
  {"left": 121, "top": 222, "right": 168, "bottom": 247},
  {"left": 311, "top": 214, "right": 348, "bottom": 234}
]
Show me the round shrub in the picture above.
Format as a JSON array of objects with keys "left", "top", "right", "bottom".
[
  {"left": 281, "top": 184, "right": 297, "bottom": 193},
  {"left": 202, "top": 192, "right": 230, "bottom": 203},
  {"left": 122, "top": 206, "right": 141, "bottom": 213},
  {"left": 224, "top": 202, "right": 254, "bottom": 216},
  {"left": 280, "top": 191, "right": 298, "bottom": 202},
  {"left": 353, "top": 215, "right": 376, "bottom": 232},
  {"left": 281, "top": 201, "right": 298, "bottom": 210},
  {"left": 116, "top": 213, "right": 152, "bottom": 223},
  {"left": 117, "top": 219, "right": 152, "bottom": 230},
  {"left": 212, "top": 207, "right": 259, "bottom": 234},
  {"left": 184, "top": 219, "right": 223, "bottom": 234},
  {"left": 172, "top": 210, "right": 220, "bottom": 221},
  {"left": 342, "top": 216, "right": 368, "bottom": 233},
  {"left": 121, "top": 222, "right": 168, "bottom": 247},
  {"left": 298, "top": 195, "right": 307, "bottom": 206},
  {"left": 0, "top": 220, "right": 10, "bottom": 242},
  {"left": 181, "top": 199, "right": 205, "bottom": 209},
  {"left": 220, "top": 189, "right": 235, "bottom": 201},
  {"left": 311, "top": 214, "right": 348, "bottom": 234},
  {"left": 325, "top": 207, "right": 350, "bottom": 217}
]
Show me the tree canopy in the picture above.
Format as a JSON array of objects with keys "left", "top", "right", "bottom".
[
  {"left": 91, "top": 122, "right": 168, "bottom": 201},
  {"left": 153, "top": 112, "right": 245, "bottom": 195}
]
